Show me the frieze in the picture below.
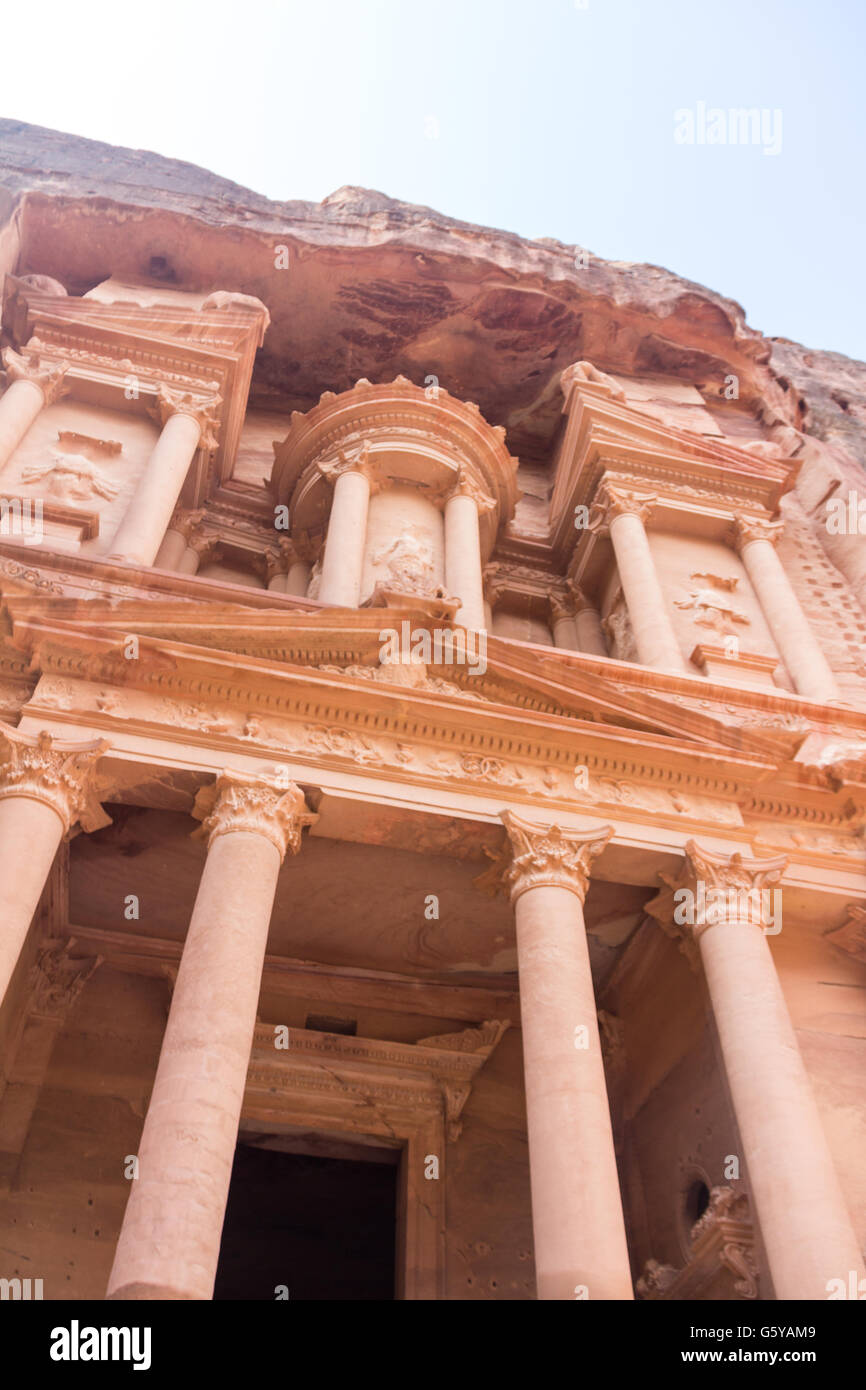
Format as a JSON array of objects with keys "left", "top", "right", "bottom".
[{"left": 28, "top": 677, "right": 751, "bottom": 828}]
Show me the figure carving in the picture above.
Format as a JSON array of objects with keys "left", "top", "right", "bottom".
[
  {"left": 370, "top": 531, "right": 437, "bottom": 595},
  {"left": 20, "top": 451, "right": 121, "bottom": 503}
]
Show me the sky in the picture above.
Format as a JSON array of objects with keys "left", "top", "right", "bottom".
[{"left": 2, "top": 0, "right": 864, "bottom": 360}]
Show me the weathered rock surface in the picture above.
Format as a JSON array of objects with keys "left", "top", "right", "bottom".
[{"left": 2, "top": 116, "right": 862, "bottom": 475}]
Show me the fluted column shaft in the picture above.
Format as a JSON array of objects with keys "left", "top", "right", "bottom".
[
  {"left": 444, "top": 475, "right": 491, "bottom": 632},
  {"left": 648, "top": 842, "right": 865, "bottom": 1300},
  {"left": 0, "top": 349, "right": 69, "bottom": 472},
  {"left": 0, "top": 727, "right": 107, "bottom": 1007},
  {"left": 735, "top": 515, "right": 839, "bottom": 702},
  {"left": 494, "top": 812, "right": 632, "bottom": 1300},
  {"left": 110, "top": 390, "right": 220, "bottom": 568},
  {"left": 107, "top": 774, "right": 316, "bottom": 1301}
]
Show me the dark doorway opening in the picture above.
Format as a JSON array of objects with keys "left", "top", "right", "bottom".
[{"left": 214, "top": 1140, "right": 398, "bottom": 1300}]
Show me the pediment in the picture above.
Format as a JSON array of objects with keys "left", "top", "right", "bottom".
[
  {"left": 550, "top": 373, "right": 800, "bottom": 558},
  {"left": 0, "top": 585, "right": 801, "bottom": 768}
]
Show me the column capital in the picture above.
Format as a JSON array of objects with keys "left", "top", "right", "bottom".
[
  {"left": 732, "top": 512, "right": 784, "bottom": 555},
  {"left": 258, "top": 535, "right": 300, "bottom": 583},
  {"left": 549, "top": 590, "right": 576, "bottom": 623},
  {"left": 645, "top": 839, "right": 788, "bottom": 963},
  {"left": 151, "top": 387, "right": 222, "bottom": 451},
  {"left": 567, "top": 582, "right": 597, "bottom": 613},
  {"left": 0, "top": 725, "right": 110, "bottom": 834},
  {"left": 2, "top": 345, "right": 70, "bottom": 407},
  {"left": 482, "top": 564, "right": 508, "bottom": 608},
  {"left": 185, "top": 527, "right": 222, "bottom": 564},
  {"left": 165, "top": 505, "right": 206, "bottom": 542},
  {"left": 192, "top": 771, "right": 318, "bottom": 861},
  {"left": 478, "top": 809, "right": 612, "bottom": 903},
  {"left": 443, "top": 469, "right": 496, "bottom": 515},
  {"left": 588, "top": 480, "right": 657, "bottom": 536},
  {"left": 316, "top": 439, "right": 381, "bottom": 491}
]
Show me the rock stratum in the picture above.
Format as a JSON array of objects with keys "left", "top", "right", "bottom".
[{"left": 0, "top": 116, "right": 863, "bottom": 525}]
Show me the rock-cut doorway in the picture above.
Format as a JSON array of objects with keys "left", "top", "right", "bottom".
[{"left": 213, "top": 1133, "right": 399, "bottom": 1300}]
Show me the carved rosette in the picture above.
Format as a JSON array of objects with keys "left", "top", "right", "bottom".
[
  {"left": 645, "top": 840, "right": 788, "bottom": 965},
  {"left": 192, "top": 771, "right": 318, "bottom": 861},
  {"left": 0, "top": 726, "right": 109, "bottom": 835},
  {"left": 151, "top": 386, "right": 222, "bottom": 452},
  {"left": 480, "top": 809, "right": 612, "bottom": 904},
  {"left": 733, "top": 512, "right": 784, "bottom": 555},
  {"left": 2, "top": 346, "right": 70, "bottom": 406},
  {"left": 443, "top": 469, "right": 496, "bottom": 516},
  {"left": 588, "top": 480, "right": 657, "bottom": 536}
]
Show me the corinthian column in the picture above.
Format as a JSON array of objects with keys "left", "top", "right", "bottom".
[
  {"left": 550, "top": 593, "right": 579, "bottom": 650},
  {"left": 646, "top": 842, "right": 866, "bottom": 1300},
  {"left": 107, "top": 773, "right": 316, "bottom": 1301},
  {"left": 153, "top": 507, "right": 205, "bottom": 572},
  {"left": 317, "top": 444, "right": 375, "bottom": 608},
  {"left": 262, "top": 538, "right": 310, "bottom": 594},
  {"left": 484, "top": 811, "right": 633, "bottom": 1299},
  {"left": 734, "top": 514, "right": 839, "bottom": 702},
  {"left": 444, "top": 472, "right": 493, "bottom": 632},
  {"left": 0, "top": 347, "right": 69, "bottom": 472},
  {"left": 109, "top": 388, "right": 220, "bottom": 568},
  {"left": 589, "top": 482, "right": 686, "bottom": 673},
  {"left": 570, "top": 585, "right": 608, "bottom": 657},
  {"left": 0, "top": 726, "right": 107, "bottom": 1007}
]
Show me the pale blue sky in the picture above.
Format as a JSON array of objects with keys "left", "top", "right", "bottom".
[{"left": 3, "top": 0, "right": 864, "bottom": 359}]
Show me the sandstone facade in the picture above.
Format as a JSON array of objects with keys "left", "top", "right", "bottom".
[{"left": 0, "top": 120, "right": 864, "bottom": 1301}]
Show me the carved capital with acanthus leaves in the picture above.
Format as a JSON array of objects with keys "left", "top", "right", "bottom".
[
  {"left": 443, "top": 468, "right": 496, "bottom": 516},
  {"left": 2, "top": 345, "right": 70, "bottom": 407},
  {"left": 192, "top": 771, "right": 318, "bottom": 862},
  {"left": 0, "top": 725, "right": 110, "bottom": 836},
  {"left": 567, "top": 583, "right": 598, "bottom": 614},
  {"left": 476, "top": 809, "right": 612, "bottom": 904},
  {"left": 151, "top": 386, "right": 222, "bottom": 451},
  {"left": 549, "top": 589, "right": 576, "bottom": 623},
  {"left": 166, "top": 506, "right": 206, "bottom": 542},
  {"left": 588, "top": 480, "right": 657, "bottom": 536},
  {"left": 316, "top": 439, "right": 381, "bottom": 491},
  {"left": 645, "top": 839, "right": 788, "bottom": 969},
  {"left": 732, "top": 512, "right": 784, "bottom": 555}
]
